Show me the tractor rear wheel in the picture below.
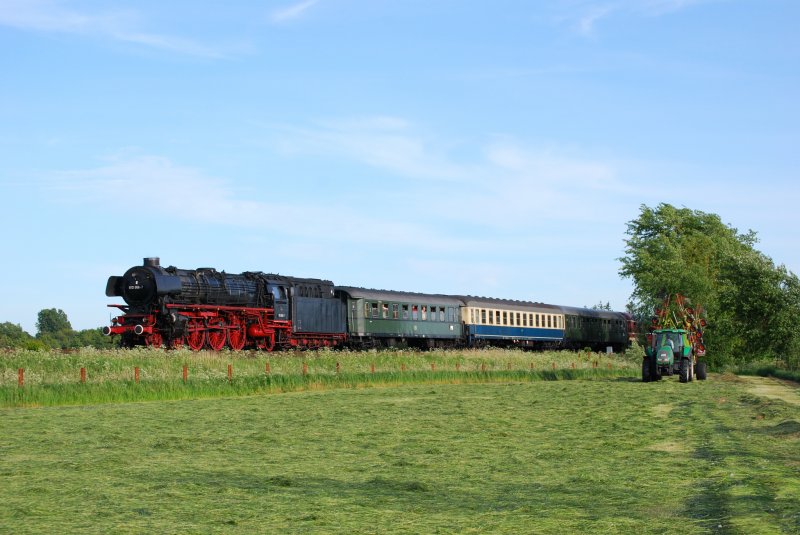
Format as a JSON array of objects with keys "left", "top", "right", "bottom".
[
  {"left": 696, "top": 361, "right": 707, "bottom": 380},
  {"left": 642, "top": 358, "right": 651, "bottom": 383}
]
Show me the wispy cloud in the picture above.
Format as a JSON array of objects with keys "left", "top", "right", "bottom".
[
  {"left": 273, "top": 116, "right": 482, "bottom": 182},
  {"left": 562, "top": 0, "right": 718, "bottom": 35},
  {"left": 270, "top": 116, "right": 631, "bottom": 226},
  {"left": 46, "top": 155, "right": 289, "bottom": 227},
  {"left": 270, "top": 0, "right": 319, "bottom": 24},
  {"left": 0, "top": 0, "right": 229, "bottom": 58}
]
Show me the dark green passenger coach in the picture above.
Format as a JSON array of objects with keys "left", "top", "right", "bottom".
[{"left": 335, "top": 287, "right": 464, "bottom": 348}]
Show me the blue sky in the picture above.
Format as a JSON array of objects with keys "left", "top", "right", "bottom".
[{"left": 1, "top": 0, "right": 798, "bottom": 334}]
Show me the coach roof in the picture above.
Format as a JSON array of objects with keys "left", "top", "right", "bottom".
[{"left": 336, "top": 287, "right": 465, "bottom": 306}]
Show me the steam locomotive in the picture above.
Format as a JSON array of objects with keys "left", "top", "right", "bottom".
[{"left": 104, "top": 258, "right": 635, "bottom": 351}]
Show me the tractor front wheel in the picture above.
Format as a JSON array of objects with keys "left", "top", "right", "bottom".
[{"left": 680, "top": 358, "right": 691, "bottom": 383}]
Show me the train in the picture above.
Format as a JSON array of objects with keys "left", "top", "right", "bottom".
[{"left": 104, "top": 257, "right": 636, "bottom": 352}]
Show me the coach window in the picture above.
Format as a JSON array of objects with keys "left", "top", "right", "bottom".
[
  {"left": 421, "top": 306, "right": 427, "bottom": 321},
  {"left": 392, "top": 304, "right": 399, "bottom": 319},
  {"left": 502, "top": 312, "right": 507, "bottom": 325},
  {"left": 488, "top": 310, "right": 494, "bottom": 325},
  {"left": 449, "top": 307, "right": 455, "bottom": 322},
  {"left": 481, "top": 309, "right": 486, "bottom": 324},
  {"left": 382, "top": 304, "right": 389, "bottom": 319},
  {"left": 523, "top": 314, "right": 527, "bottom": 327},
  {"left": 402, "top": 304, "right": 409, "bottom": 320},
  {"left": 371, "top": 303, "right": 379, "bottom": 318},
  {"left": 364, "top": 303, "right": 370, "bottom": 317},
  {"left": 439, "top": 307, "right": 445, "bottom": 321},
  {"left": 412, "top": 305, "right": 418, "bottom": 320},
  {"left": 535, "top": 314, "right": 540, "bottom": 327}
]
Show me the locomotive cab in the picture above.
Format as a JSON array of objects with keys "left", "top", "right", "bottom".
[{"left": 268, "top": 282, "right": 289, "bottom": 321}]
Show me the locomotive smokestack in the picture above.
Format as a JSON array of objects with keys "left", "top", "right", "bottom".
[{"left": 144, "top": 257, "right": 160, "bottom": 267}]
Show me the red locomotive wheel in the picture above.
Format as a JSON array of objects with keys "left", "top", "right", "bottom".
[
  {"left": 227, "top": 315, "right": 247, "bottom": 351},
  {"left": 145, "top": 332, "right": 163, "bottom": 348},
  {"left": 207, "top": 318, "right": 227, "bottom": 351},
  {"left": 186, "top": 319, "right": 206, "bottom": 351}
]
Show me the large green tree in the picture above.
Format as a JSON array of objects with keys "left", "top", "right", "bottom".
[
  {"left": 619, "top": 203, "right": 800, "bottom": 368},
  {"left": 36, "top": 308, "right": 74, "bottom": 349}
]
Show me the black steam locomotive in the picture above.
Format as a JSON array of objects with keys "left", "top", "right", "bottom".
[{"left": 105, "top": 258, "right": 635, "bottom": 351}]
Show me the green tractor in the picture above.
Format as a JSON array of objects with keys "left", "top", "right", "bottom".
[{"left": 643, "top": 328, "right": 707, "bottom": 383}]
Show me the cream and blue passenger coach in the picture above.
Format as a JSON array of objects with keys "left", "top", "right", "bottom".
[{"left": 460, "top": 297, "right": 565, "bottom": 348}]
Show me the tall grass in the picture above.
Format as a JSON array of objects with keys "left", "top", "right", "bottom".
[{"left": 1, "top": 347, "right": 637, "bottom": 407}]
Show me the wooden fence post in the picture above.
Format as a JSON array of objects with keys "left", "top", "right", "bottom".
[
  {"left": 370, "top": 363, "right": 375, "bottom": 374},
  {"left": 302, "top": 362, "right": 308, "bottom": 376},
  {"left": 228, "top": 364, "right": 233, "bottom": 382},
  {"left": 18, "top": 368, "right": 24, "bottom": 388},
  {"left": 80, "top": 367, "right": 86, "bottom": 384},
  {"left": 183, "top": 365, "right": 188, "bottom": 383},
  {"left": 336, "top": 361, "right": 340, "bottom": 374},
  {"left": 134, "top": 367, "right": 140, "bottom": 384},
  {"left": 265, "top": 361, "right": 271, "bottom": 375}
]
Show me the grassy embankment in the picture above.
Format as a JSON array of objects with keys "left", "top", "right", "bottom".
[
  {"left": 1, "top": 371, "right": 799, "bottom": 533},
  {"left": 1, "top": 347, "right": 637, "bottom": 408}
]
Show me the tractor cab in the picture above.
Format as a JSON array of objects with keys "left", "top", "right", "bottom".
[{"left": 652, "top": 329, "right": 688, "bottom": 367}]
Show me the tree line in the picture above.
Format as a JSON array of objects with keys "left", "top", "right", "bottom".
[
  {"left": 0, "top": 309, "right": 112, "bottom": 350},
  {"left": 620, "top": 203, "right": 800, "bottom": 370}
]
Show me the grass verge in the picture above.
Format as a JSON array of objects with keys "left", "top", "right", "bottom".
[{"left": 1, "top": 347, "right": 637, "bottom": 408}]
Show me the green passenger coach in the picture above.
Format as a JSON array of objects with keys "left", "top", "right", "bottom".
[{"left": 335, "top": 287, "right": 464, "bottom": 348}]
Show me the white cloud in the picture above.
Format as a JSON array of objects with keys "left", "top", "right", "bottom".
[
  {"left": 0, "top": 0, "right": 228, "bottom": 58},
  {"left": 271, "top": 116, "right": 633, "bottom": 229},
  {"left": 46, "top": 155, "right": 289, "bottom": 226},
  {"left": 270, "top": 0, "right": 319, "bottom": 23},
  {"left": 274, "top": 116, "right": 482, "bottom": 182}
]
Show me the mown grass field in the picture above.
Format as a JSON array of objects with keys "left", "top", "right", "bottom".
[{"left": 1, "top": 349, "right": 799, "bottom": 534}]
